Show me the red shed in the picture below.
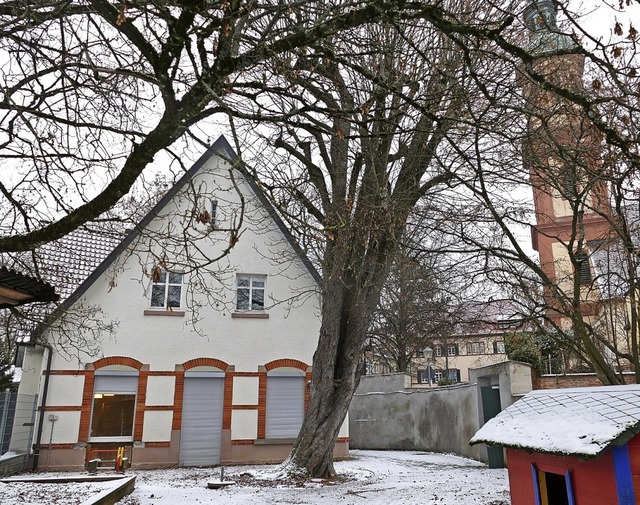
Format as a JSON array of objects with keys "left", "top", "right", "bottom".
[{"left": 470, "top": 385, "right": 640, "bottom": 505}]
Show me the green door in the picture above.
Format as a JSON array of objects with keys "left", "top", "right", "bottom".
[{"left": 481, "top": 386, "right": 505, "bottom": 468}]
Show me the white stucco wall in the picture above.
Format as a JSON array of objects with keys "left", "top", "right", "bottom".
[
  {"left": 145, "top": 376, "right": 176, "bottom": 406},
  {"left": 25, "top": 146, "right": 330, "bottom": 450},
  {"left": 47, "top": 375, "right": 85, "bottom": 406},
  {"left": 142, "top": 411, "right": 173, "bottom": 441},
  {"left": 42, "top": 411, "right": 81, "bottom": 444},
  {"left": 231, "top": 410, "right": 258, "bottom": 440},
  {"left": 232, "top": 377, "right": 259, "bottom": 405}
]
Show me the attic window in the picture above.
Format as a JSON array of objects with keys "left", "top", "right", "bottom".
[
  {"left": 236, "top": 274, "right": 265, "bottom": 311},
  {"left": 150, "top": 270, "right": 183, "bottom": 310}
]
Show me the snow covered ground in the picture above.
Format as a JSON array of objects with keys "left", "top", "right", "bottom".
[{"left": 0, "top": 450, "right": 511, "bottom": 505}]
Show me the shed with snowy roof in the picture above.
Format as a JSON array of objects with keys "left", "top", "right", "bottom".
[{"left": 470, "top": 385, "right": 640, "bottom": 505}]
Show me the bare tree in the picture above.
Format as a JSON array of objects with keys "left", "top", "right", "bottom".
[
  {"left": 367, "top": 226, "right": 458, "bottom": 374},
  {"left": 224, "top": 1, "right": 509, "bottom": 474},
  {"left": 0, "top": 0, "right": 453, "bottom": 253}
]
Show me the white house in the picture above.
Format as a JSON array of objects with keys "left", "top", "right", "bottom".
[{"left": 16, "top": 136, "right": 347, "bottom": 470}]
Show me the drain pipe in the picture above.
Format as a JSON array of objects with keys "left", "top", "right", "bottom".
[{"left": 32, "top": 342, "right": 53, "bottom": 471}]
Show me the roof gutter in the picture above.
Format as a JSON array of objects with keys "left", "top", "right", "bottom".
[{"left": 32, "top": 342, "right": 53, "bottom": 471}]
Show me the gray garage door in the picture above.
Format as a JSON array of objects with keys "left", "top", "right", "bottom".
[
  {"left": 265, "top": 371, "right": 305, "bottom": 438},
  {"left": 179, "top": 372, "right": 224, "bottom": 466}
]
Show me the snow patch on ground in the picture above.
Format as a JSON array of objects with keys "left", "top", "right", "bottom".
[{"left": 0, "top": 450, "right": 510, "bottom": 505}]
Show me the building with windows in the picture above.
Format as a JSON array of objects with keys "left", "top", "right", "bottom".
[
  {"left": 423, "top": 303, "right": 521, "bottom": 384},
  {"left": 15, "top": 135, "right": 343, "bottom": 470}
]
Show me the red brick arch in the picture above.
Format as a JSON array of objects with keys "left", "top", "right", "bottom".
[
  {"left": 264, "top": 358, "right": 308, "bottom": 372},
  {"left": 92, "top": 356, "right": 144, "bottom": 370},
  {"left": 182, "top": 357, "right": 229, "bottom": 371}
]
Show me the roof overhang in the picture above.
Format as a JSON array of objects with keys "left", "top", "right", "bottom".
[{"left": 0, "top": 267, "right": 59, "bottom": 308}]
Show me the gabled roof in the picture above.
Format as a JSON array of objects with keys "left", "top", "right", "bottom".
[
  {"left": 33, "top": 135, "right": 320, "bottom": 336},
  {"left": 470, "top": 384, "right": 640, "bottom": 457},
  {"left": 0, "top": 267, "right": 59, "bottom": 308}
]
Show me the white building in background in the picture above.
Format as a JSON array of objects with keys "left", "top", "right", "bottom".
[{"left": 16, "top": 136, "right": 347, "bottom": 470}]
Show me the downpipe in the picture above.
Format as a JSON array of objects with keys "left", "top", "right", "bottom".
[{"left": 32, "top": 342, "right": 53, "bottom": 471}]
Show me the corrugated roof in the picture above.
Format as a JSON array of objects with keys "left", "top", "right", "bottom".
[
  {"left": 470, "top": 384, "right": 640, "bottom": 457},
  {"left": 0, "top": 267, "right": 59, "bottom": 308}
]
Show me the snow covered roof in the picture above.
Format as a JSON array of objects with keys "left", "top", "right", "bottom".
[{"left": 470, "top": 384, "right": 640, "bottom": 457}]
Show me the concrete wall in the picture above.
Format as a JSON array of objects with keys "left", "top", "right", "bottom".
[
  {"left": 350, "top": 363, "right": 535, "bottom": 464},
  {"left": 349, "top": 373, "right": 485, "bottom": 461}
]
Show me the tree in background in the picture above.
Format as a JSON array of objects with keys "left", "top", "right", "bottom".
[{"left": 367, "top": 231, "right": 453, "bottom": 374}]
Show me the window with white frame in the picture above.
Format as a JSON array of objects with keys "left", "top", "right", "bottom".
[
  {"left": 468, "top": 342, "right": 486, "bottom": 355},
  {"left": 236, "top": 274, "right": 266, "bottom": 311},
  {"left": 434, "top": 345, "right": 443, "bottom": 357},
  {"left": 150, "top": 270, "right": 183, "bottom": 309},
  {"left": 447, "top": 344, "right": 458, "bottom": 356},
  {"left": 90, "top": 370, "right": 138, "bottom": 441},
  {"left": 494, "top": 341, "right": 506, "bottom": 354}
]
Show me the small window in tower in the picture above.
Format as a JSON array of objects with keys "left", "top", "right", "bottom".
[
  {"left": 210, "top": 200, "right": 218, "bottom": 227},
  {"left": 574, "top": 252, "right": 592, "bottom": 285}
]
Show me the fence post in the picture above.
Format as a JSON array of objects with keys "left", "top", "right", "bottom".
[{"left": 0, "top": 389, "right": 10, "bottom": 451}]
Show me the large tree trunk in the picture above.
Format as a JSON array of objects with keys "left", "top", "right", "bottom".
[{"left": 287, "top": 210, "right": 401, "bottom": 477}]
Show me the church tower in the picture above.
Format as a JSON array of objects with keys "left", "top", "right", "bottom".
[{"left": 520, "top": 0, "right": 613, "bottom": 325}]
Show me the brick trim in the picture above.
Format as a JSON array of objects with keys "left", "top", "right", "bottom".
[
  {"left": 43, "top": 406, "right": 82, "bottom": 411},
  {"left": 143, "top": 442, "right": 171, "bottom": 448},
  {"left": 172, "top": 371, "right": 185, "bottom": 431},
  {"left": 34, "top": 443, "right": 76, "bottom": 450},
  {"left": 231, "top": 439, "right": 255, "bottom": 445},
  {"left": 93, "top": 356, "right": 144, "bottom": 370},
  {"left": 182, "top": 357, "right": 229, "bottom": 371},
  {"left": 223, "top": 371, "right": 233, "bottom": 430},
  {"left": 264, "top": 359, "right": 308, "bottom": 372},
  {"left": 257, "top": 372, "right": 267, "bottom": 439},
  {"left": 79, "top": 356, "right": 145, "bottom": 442},
  {"left": 336, "top": 437, "right": 349, "bottom": 443},
  {"left": 134, "top": 371, "right": 149, "bottom": 441},
  {"left": 78, "top": 371, "right": 94, "bottom": 442},
  {"left": 45, "top": 370, "right": 87, "bottom": 376},
  {"left": 144, "top": 405, "right": 174, "bottom": 411},
  {"left": 232, "top": 404, "right": 259, "bottom": 410}
]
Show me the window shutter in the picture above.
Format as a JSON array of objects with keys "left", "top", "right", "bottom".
[
  {"left": 454, "top": 344, "right": 459, "bottom": 356},
  {"left": 266, "top": 372, "right": 305, "bottom": 438},
  {"left": 493, "top": 341, "right": 498, "bottom": 354}
]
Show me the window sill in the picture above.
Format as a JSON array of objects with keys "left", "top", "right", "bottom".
[
  {"left": 231, "top": 312, "right": 269, "bottom": 319},
  {"left": 144, "top": 309, "right": 185, "bottom": 317},
  {"left": 88, "top": 436, "right": 134, "bottom": 443},
  {"left": 253, "top": 438, "right": 295, "bottom": 445}
]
